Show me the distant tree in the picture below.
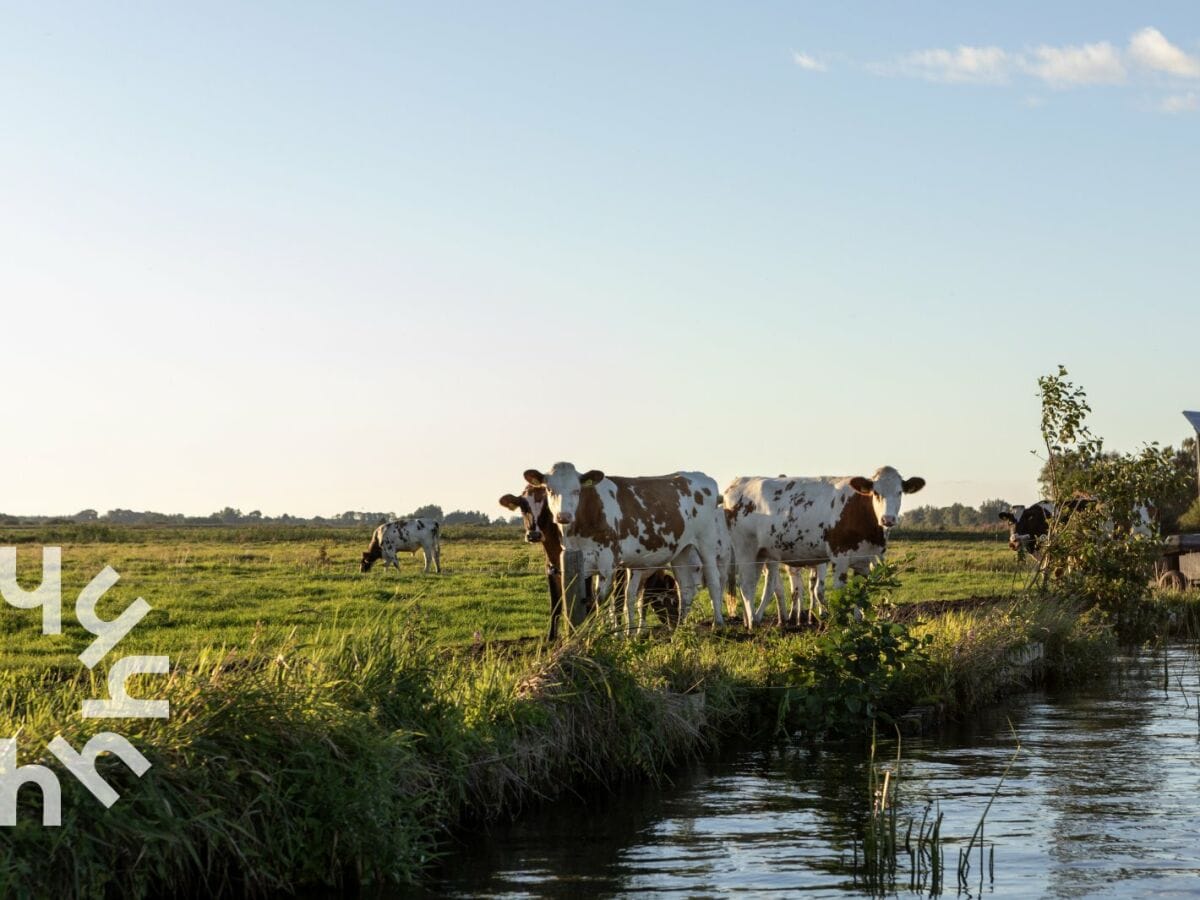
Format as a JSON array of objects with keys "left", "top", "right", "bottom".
[
  {"left": 977, "top": 498, "right": 1011, "bottom": 523},
  {"left": 74, "top": 509, "right": 98, "bottom": 521},
  {"left": 443, "top": 509, "right": 490, "bottom": 526},
  {"left": 410, "top": 504, "right": 444, "bottom": 520},
  {"left": 1037, "top": 435, "right": 1198, "bottom": 532}
]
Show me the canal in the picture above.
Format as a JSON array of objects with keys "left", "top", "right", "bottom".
[{"left": 417, "top": 644, "right": 1200, "bottom": 898}]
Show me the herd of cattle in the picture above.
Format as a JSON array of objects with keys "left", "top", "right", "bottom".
[
  {"left": 360, "top": 463, "right": 1156, "bottom": 638},
  {"left": 363, "top": 462, "right": 925, "bottom": 638}
]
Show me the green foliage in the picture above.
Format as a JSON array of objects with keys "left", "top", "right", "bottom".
[
  {"left": 790, "top": 564, "right": 931, "bottom": 734},
  {"left": 1033, "top": 367, "right": 1189, "bottom": 631},
  {"left": 1180, "top": 497, "right": 1200, "bottom": 532}
]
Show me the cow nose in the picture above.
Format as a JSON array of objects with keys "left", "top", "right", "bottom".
[
  {"left": 555, "top": 512, "right": 572, "bottom": 525},
  {"left": 881, "top": 515, "right": 896, "bottom": 528},
  {"left": 525, "top": 530, "right": 543, "bottom": 543}
]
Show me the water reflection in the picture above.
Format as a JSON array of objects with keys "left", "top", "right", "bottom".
[{"left": 410, "top": 647, "right": 1200, "bottom": 898}]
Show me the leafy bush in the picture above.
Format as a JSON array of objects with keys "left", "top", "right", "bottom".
[
  {"left": 786, "top": 564, "right": 931, "bottom": 734},
  {"left": 1033, "top": 366, "right": 1188, "bottom": 632}
]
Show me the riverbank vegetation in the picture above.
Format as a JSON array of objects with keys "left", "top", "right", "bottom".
[{"left": 4, "top": 563, "right": 1196, "bottom": 898}]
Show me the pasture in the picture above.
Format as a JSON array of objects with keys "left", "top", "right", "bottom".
[{"left": 0, "top": 523, "right": 1023, "bottom": 674}]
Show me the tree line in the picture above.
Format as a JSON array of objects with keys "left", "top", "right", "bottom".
[{"left": 0, "top": 505, "right": 522, "bottom": 528}]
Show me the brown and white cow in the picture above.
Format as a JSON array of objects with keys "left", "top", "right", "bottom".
[
  {"left": 724, "top": 467, "right": 925, "bottom": 625},
  {"left": 499, "top": 487, "right": 567, "bottom": 641},
  {"left": 523, "top": 463, "right": 738, "bottom": 632},
  {"left": 499, "top": 488, "right": 693, "bottom": 639},
  {"left": 360, "top": 518, "right": 442, "bottom": 573}
]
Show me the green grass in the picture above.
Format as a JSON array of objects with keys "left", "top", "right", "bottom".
[
  {"left": 0, "top": 525, "right": 1093, "bottom": 675},
  {"left": 3, "top": 523, "right": 1197, "bottom": 897}
]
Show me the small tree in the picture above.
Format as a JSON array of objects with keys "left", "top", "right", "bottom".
[{"left": 1033, "top": 366, "right": 1188, "bottom": 630}]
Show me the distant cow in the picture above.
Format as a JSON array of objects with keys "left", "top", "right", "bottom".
[
  {"left": 360, "top": 519, "right": 442, "bottom": 573},
  {"left": 523, "top": 463, "right": 736, "bottom": 632},
  {"left": 725, "top": 467, "right": 925, "bottom": 625}
]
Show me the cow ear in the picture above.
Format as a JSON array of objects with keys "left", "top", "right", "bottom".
[
  {"left": 998, "top": 512, "right": 1016, "bottom": 523},
  {"left": 902, "top": 477, "right": 926, "bottom": 494},
  {"left": 849, "top": 476, "right": 873, "bottom": 495},
  {"left": 581, "top": 469, "right": 605, "bottom": 486},
  {"left": 524, "top": 469, "right": 546, "bottom": 486},
  {"left": 498, "top": 494, "right": 520, "bottom": 510}
]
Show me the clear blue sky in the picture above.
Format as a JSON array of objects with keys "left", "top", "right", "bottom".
[{"left": 2, "top": 3, "right": 1197, "bottom": 517}]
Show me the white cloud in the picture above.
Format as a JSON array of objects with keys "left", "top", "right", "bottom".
[
  {"left": 1022, "top": 41, "right": 1126, "bottom": 86},
  {"left": 1159, "top": 92, "right": 1199, "bottom": 113},
  {"left": 896, "top": 45, "right": 1010, "bottom": 83},
  {"left": 792, "top": 51, "right": 827, "bottom": 72},
  {"left": 1129, "top": 27, "right": 1200, "bottom": 78}
]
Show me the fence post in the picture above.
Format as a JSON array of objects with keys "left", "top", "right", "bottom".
[{"left": 562, "top": 549, "right": 588, "bottom": 629}]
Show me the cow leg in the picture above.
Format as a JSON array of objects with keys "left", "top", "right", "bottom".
[
  {"left": 594, "top": 569, "right": 620, "bottom": 631},
  {"left": 768, "top": 564, "right": 787, "bottom": 628},
  {"left": 807, "top": 564, "right": 826, "bottom": 622},
  {"left": 734, "top": 551, "right": 761, "bottom": 630},
  {"left": 784, "top": 566, "right": 802, "bottom": 626},
  {"left": 753, "top": 563, "right": 778, "bottom": 626},
  {"left": 432, "top": 538, "right": 442, "bottom": 574},
  {"left": 625, "top": 567, "right": 646, "bottom": 636},
  {"left": 699, "top": 549, "right": 727, "bottom": 628},
  {"left": 420, "top": 547, "right": 431, "bottom": 573}
]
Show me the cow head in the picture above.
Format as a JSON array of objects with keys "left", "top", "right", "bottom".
[
  {"left": 524, "top": 462, "right": 604, "bottom": 528},
  {"left": 360, "top": 543, "right": 383, "bottom": 572},
  {"left": 848, "top": 466, "right": 925, "bottom": 529},
  {"left": 499, "top": 487, "right": 552, "bottom": 544}
]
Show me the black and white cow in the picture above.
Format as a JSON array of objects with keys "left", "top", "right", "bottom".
[
  {"left": 999, "top": 497, "right": 1154, "bottom": 559},
  {"left": 523, "top": 463, "right": 736, "bottom": 632},
  {"left": 360, "top": 518, "right": 442, "bottom": 573},
  {"left": 724, "top": 467, "right": 925, "bottom": 625}
]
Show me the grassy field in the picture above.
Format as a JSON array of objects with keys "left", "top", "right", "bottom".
[
  {"left": 3, "top": 522, "right": 1193, "bottom": 898},
  {"left": 0, "top": 523, "right": 1026, "bottom": 673}
]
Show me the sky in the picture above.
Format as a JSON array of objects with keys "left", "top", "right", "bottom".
[{"left": 2, "top": 2, "right": 1197, "bottom": 518}]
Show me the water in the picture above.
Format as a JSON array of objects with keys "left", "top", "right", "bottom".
[{"left": 419, "top": 646, "right": 1200, "bottom": 898}]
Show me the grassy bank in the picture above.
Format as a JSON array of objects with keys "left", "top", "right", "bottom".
[{"left": 6, "top": 584, "right": 1186, "bottom": 897}]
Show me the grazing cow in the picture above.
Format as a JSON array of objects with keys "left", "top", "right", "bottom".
[
  {"left": 724, "top": 467, "right": 925, "bottom": 625},
  {"left": 499, "top": 488, "right": 692, "bottom": 638},
  {"left": 360, "top": 518, "right": 442, "bottom": 573},
  {"left": 523, "top": 463, "right": 738, "bottom": 632}
]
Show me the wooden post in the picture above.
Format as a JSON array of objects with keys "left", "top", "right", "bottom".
[{"left": 562, "top": 549, "right": 588, "bottom": 629}]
